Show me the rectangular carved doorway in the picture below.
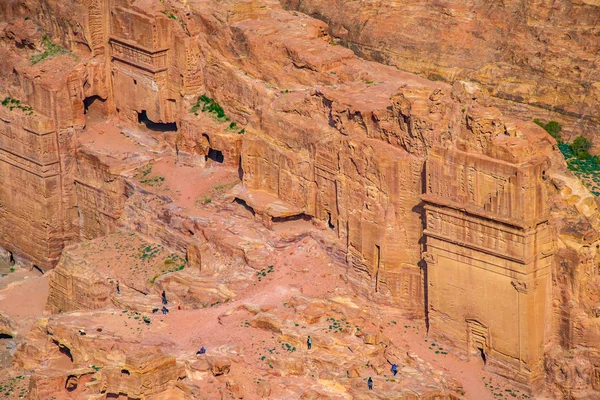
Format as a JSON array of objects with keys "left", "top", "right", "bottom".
[{"left": 467, "top": 319, "right": 490, "bottom": 364}]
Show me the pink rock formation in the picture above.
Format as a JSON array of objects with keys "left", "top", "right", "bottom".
[
  {"left": 281, "top": 0, "right": 600, "bottom": 142},
  {"left": 0, "top": 0, "right": 598, "bottom": 399}
]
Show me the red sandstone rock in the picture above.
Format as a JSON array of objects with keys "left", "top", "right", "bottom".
[{"left": 0, "top": 0, "right": 599, "bottom": 399}]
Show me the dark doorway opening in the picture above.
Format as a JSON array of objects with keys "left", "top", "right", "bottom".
[
  {"left": 207, "top": 148, "right": 224, "bottom": 163},
  {"left": 83, "top": 95, "right": 105, "bottom": 115},
  {"left": 478, "top": 347, "right": 487, "bottom": 364},
  {"left": 327, "top": 211, "right": 335, "bottom": 230},
  {"left": 121, "top": 369, "right": 130, "bottom": 375},
  {"left": 137, "top": 110, "right": 177, "bottom": 132},
  {"left": 0, "top": 333, "right": 13, "bottom": 339}
]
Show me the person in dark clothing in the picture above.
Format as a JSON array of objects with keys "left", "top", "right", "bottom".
[
  {"left": 161, "top": 306, "right": 169, "bottom": 315},
  {"left": 196, "top": 346, "right": 206, "bottom": 355},
  {"left": 307, "top": 335, "right": 312, "bottom": 350},
  {"left": 116, "top": 281, "right": 120, "bottom": 294},
  {"left": 391, "top": 363, "right": 397, "bottom": 376},
  {"left": 368, "top": 377, "right": 373, "bottom": 390},
  {"left": 161, "top": 290, "right": 168, "bottom": 305}
]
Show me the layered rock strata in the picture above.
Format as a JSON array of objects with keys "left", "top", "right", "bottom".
[
  {"left": 0, "top": 0, "right": 599, "bottom": 397},
  {"left": 280, "top": 0, "right": 600, "bottom": 142}
]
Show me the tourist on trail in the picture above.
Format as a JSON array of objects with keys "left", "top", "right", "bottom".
[
  {"left": 161, "top": 290, "right": 168, "bottom": 305},
  {"left": 196, "top": 346, "right": 206, "bottom": 355},
  {"left": 116, "top": 281, "right": 120, "bottom": 294},
  {"left": 391, "top": 363, "right": 397, "bottom": 376},
  {"left": 161, "top": 306, "right": 169, "bottom": 315},
  {"left": 368, "top": 377, "right": 373, "bottom": 390},
  {"left": 307, "top": 335, "right": 312, "bottom": 350}
]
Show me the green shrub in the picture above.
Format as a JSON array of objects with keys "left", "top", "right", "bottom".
[
  {"left": 533, "top": 119, "right": 562, "bottom": 141},
  {"left": 572, "top": 136, "right": 591, "bottom": 155},
  {"left": 190, "top": 94, "right": 229, "bottom": 121},
  {"left": 31, "top": 36, "right": 69, "bottom": 64},
  {"left": 577, "top": 150, "right": 591, "bottom": 160}
]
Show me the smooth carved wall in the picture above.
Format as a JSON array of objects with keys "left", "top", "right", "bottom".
[{"left": 424, "top": 145, "right": 553, "bottom": 389}]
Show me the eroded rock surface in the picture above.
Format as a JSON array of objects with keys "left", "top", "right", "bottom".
[
  {"left": 0, "top": 0, "right": 598, "bottom": 399},
  {"left": 281, "top": 0, "right": 600, "bottom": 142}
]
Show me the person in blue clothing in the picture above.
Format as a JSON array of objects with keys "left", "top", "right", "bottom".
[
  {"left": 391, "top": 363, "right": 397, "bottom": 376},
  {"left": 368, "top": 377, "right": 373, "bottom": 390},
  {"left": 161, "top": 290, "right": 168, "bottom": 305},
  {"left": 196, "top": 346, "right": 206, "bottom": 355}
]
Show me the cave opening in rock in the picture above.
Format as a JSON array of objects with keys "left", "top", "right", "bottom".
[
  {"left": 272, "top": 213, "right": 312, "bottom": 223},
  {"left": 0, "top": 333, "right": 13, "bottom": 339},
  {"left": 83, "top": 95, "right": 105, "bottom": 115},
  {"left": 137, "top": 110, "right": 178, "bottom": 132},
  {"left": 65, "top": 375, "right": 78, "bottom": 392},
  {"left": 207, "top": 148, "right": 224, "bottom": 163},
  {"left": 478, "top": 347, "right": 487, "bottom": 364},
  {"left": 121, "top": 369, "right": 130, "bottom": 375},
  {"left": 52, "top": 339, "right": 74, "bottom": 362}
]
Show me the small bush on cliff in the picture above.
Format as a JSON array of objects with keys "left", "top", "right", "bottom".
[
  {"left": 191, "top": 95, "right": 229, "bottom": 121},
  {"left": 31, "top": 36, "right": 70, "bottom": 64},
  {"left": 572, "top": 136, "right": 591, "bottom": 155},
  {"left": 2, "top": 97, "right": 34, "bottom": 115},
  {"left": 533, "top": 119, "right": 562, "bottom": 141}
]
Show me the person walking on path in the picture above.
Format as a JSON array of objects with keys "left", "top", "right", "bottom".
[
  {"left": 307, "top": 335, "right": 312, "bottom": 350},
  {"left": 161, "top": 290, "right": 168, "bottom": 305},
  {"left": 161, "top": 306, "right": 169, "bottom": 315},
  {"left": 368, "top": 377, "right": 373, "bottom": 390},
  {"left": 391, "top": 363, "right": 397, "bottom": 376},
  {"left": 116, "top": 281, "right": 120, "bottom": 294}
]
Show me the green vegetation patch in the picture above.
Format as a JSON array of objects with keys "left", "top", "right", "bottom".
[
  {"left": 325, "top": 316, "right": 351, "bottom": 333},
  {"left": 134, "top": 163, "right": 166, "bottom": 187},
  {"left": 191, "top": 94, "right": 229, "bottom": 121},
  {"left": 534, "top": 119, "right": 562, "bottom": 141},
  {"left": 558, "top": 140, "right": 600, "bottom": 196},
  {"left": 256, "top": 265, "right": 274, "bottom": 282},
  {"left": 190, "top": 94, "right": 245, "bottom": 134},
  {"left": 1, "top": 97, "right": 34, "bottom": 115},
  {"left": 31, "top": 36, "right": 70, "bottom": 64},
  {"left": 535, "top": 118, "right": 600, "bottom": 195}
]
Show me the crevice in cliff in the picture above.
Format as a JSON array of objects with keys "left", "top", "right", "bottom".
[
  {"left": 234, "top": 198, "right": 255, "bottom": 216},
  {"left": 272, "top": 213, "right": 312, "bottom": 223},
  {"left": 52, "top": 339, "right": 74, "bottom": 363}
]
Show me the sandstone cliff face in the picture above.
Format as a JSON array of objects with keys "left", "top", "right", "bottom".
[
  {"left": 280, "top": 0, "right": 600, "bottom": 142},
  {"left": 0, "top": 0, "right": 599, "bottom": 398}
]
